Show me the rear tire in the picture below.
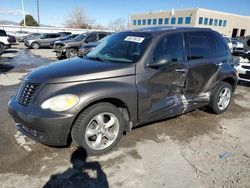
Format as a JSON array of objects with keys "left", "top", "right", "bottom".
[
  {"left": 209, "top": 82, "right": 232, "bottom": 114},
  {"left": 31, "top": 42, "right": 39, "bottom": 49},
  {"left": 71, "top": 103, "right": 125, "bottom": 155}
]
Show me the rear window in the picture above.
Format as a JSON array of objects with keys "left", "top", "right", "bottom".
[
  {"left": 188, "top": 31, "right": 215, "bottom": 60},
  {"left": 214, "top": 33, "right": 230, "bottom": 57}
]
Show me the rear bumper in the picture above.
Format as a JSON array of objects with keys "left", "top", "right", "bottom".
[{"left": 8, "top": 96, "right": 75, "bottom": 146}]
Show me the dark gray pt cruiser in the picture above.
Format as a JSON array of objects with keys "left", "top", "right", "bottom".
[{"left": 8, "top": 27, "right": 238, "bottom": 155}]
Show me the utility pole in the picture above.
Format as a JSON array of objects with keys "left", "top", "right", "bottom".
[
  {"left": 37, "top": 0, "right": 40, "bottom": 25},
  {"left": 21, "top": 0, "right": 26, "bottom": 27}
]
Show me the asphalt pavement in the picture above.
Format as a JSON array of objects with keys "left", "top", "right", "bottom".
[{"left": 0, "top": 44, "right": 250, "bottom": 188}]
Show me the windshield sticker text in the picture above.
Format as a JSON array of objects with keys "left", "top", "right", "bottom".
[{"left": 124, "top": 36, "right": 145, "bottom": 43}]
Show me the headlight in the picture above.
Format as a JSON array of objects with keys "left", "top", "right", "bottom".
[{"left": 41, "top": 94, "right": 79, "bottom": 112}]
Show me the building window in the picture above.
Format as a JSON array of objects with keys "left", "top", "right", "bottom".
[
  {"left": 198, "top": 17, "right": 203, "bottom": 24},
  {"left": 164, "top": 18, "right": 169, "bottom": 24},
  {"left": 133, "top": 20, "right": 136, "bottom": 25},
  {"left": 214, "top": 19, "right": 218, "bottom": 26},
  {"left": 185, "top": 17, "right": 191, "bottom": 24},
  {"left": 153, "top": 19, "right": 157, "bottom": 25},
  {"left": 138, "top": 20, "right": 141, "bottom": 25},
  {"left": 204, "top": 18, "right": 208, "bottom": 25},
  {"left": 209, "top": 18, "right": 213, "bottom": 25},
  {"left": 147, "top": 19, "right": 151, "bottom": 25},
  {"left": 158, "top": 18, "right": 163, "bottom": 25},
  {"left": 171, "top": 17, "right": 176, "bottom": 24},
  {"left": 178, "top": 17, "right": 183, "bottom": 24},
  {"left": 142, "top": 19, "right": 146, "bottom": 25},
  {"left": 219, "top": 20, "right": 222, "bottom": 26},
  {"left": 223, "top": 20, "right": 227, "bottom": 27}
]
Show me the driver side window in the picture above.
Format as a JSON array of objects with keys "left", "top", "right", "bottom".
[
  {"left": 85, "top": 34, "right": 97, "bottom": 43},
  {"left": 153, "top": 32, "right": 184, "bottom": 63}
]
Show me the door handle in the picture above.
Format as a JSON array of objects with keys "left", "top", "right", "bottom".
[{"left": 175, "top": 68, "right": 187, "bottom": 73}]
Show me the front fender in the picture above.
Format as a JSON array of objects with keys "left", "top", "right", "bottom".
[{"left": 35, "top": 75, "right": 138, "bottom": 126}]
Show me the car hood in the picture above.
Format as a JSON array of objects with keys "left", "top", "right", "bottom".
[{"left": 25, "top": 57, "right": 135, "bottom": 84}]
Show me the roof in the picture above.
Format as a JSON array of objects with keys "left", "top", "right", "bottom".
[{"left": 131, "top": 26, "right": 212, "bottom": 33}]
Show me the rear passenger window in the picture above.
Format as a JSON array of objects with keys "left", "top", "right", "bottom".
[
  {"left": 98, "top": 33, "right": 107, "bottom": 40},
  {"left": 213, "top": 32, "right": 230, "bottom": 57},
  {"left": 50, "top": 34, "right": 60, "bottom": 38},
  {"left": 85, "top": 34, "right": 97, "bottom": 43},
  {"left": 188, "top": 32, "right": 215, "bottom": 60},
  {"left": 153, "top": 33, "right": 184, "bottom": 62}
]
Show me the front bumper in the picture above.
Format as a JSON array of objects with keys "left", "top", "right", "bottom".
[
  {"left": 8, "top": 96, "right": 76, "bottom": 146},
  {"left": 235, "top": 65, "right": 250, "bottom": 82}
]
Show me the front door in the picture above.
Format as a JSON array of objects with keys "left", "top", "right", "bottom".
[{"left": 137, "top": 32, "right": 188, "bottom": 123}]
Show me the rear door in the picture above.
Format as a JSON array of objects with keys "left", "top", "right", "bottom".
[
  {"left": 137, "top": 32, "right": 188, "bottom": 122},
  {"left": 183, "top": 31, "right": 220, "bottom": 103}
]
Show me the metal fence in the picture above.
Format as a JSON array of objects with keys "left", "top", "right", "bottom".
[{"left": 0, "top": 25, "right": 112, "bottom": 34}]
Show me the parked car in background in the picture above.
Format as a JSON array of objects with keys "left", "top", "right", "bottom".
[
  {"left": 231, "top": 38, "right": 244, "bottom": 55},
  {"left": 8, "top": 27, "right": 238, "bottom": 155},
  {"left": 234, "top": 57, "right": 250, "bottom": 83},
  {"left": 13, "top": 31, "right": 29, "bottom": 42},
  {"left": 223, "top": 35, "right": 233, "bottom": 53},
  {"left": 7, "top": 34, "right": 17, "bottom": 44},
  {"left": 54, "top": 32, "right": 110, "bottom": 59},
  {"left": 243, "top": 50, "right": 250, "bottom": 61},
  {"left": 24, "top": 33, "right": 68, "bottom": 49},
  {"left": 50, "top": 34, "right": 78, "bottom": 48},
  {"left": 0, "top": 29, "right": 12, "bottom": 56},
  {"left": 78, "top": 42, "right": 99, "bottom": 57},
  {"left": 23, "top": 33, "right": 42, "bottom": 41},
  {"left": 243, "top": 35, "right": 250, "bottom": 52}
]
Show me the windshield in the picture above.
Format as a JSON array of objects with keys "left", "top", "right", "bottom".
[
  {"left": 74, "top": 33, "right": 87, "bottom": 41},
  {"left": 87, "top": 32, "right": 152, "bottom": 63}
]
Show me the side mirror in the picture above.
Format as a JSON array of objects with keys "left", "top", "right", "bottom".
[{"left": 148, "top": 55, "right": 172, "bottom": 68}]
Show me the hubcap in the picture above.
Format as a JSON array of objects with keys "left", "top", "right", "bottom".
[
  {"left": 217, "top": 87, "right": 231, "bottom": 110},
  {"left": 69, "top": 51, "right": 77, "bottom": 58},
  {"left": 85, "top": 112, "right": 119, "bottom": 150}
]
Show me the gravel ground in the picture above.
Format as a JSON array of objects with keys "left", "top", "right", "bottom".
[{"left": 0, "top": 44, "right": 249, "bottom": 188}]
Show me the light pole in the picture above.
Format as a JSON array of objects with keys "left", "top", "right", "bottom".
[
  {"left": 37, "top": 0, "right": 40, "bottom": 25},
  {"left": 21, "top": 0, "right": 26, "bottom": 27}
]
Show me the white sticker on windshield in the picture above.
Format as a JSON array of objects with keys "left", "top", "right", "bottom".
[{"left": 124, "top": 36, "right": 145, "bottom": 43}]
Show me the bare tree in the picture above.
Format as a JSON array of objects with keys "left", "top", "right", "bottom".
[
  {"left": 64, "top": 7, "right": 92, "bottom": 29},
  {"left": 108, "top": 18, "right": 127, "bottom": 32}
]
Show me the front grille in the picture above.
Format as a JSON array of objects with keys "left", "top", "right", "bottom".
[
  {"left": 242, "top": 65, "right": 250, "bottom": 70},
  {"left": 17, "top": 82, "right": 40, "bottom": 105},
  {"left": 239, "top": 73, "right": 250, "bottom": 80}
]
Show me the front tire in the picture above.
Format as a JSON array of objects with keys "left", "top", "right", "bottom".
[
  {"left": 66, "top": 48, "right": 78, "bottom": 58},
  {"left": 71, "top": 103, "right": 125, "bottom": 155},
  {"left": 31, "top": 42, "right": 39, "bottom": 49},
  {"left": 209, "top": 82, "right": 232, "bottom": 114}
]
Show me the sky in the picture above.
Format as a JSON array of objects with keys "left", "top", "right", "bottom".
[{"left": 0, "top": 0, "right": 250, "bottom": 26}]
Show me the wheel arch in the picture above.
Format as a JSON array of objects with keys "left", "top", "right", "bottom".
[
  {"left": 222, "top": 77, "right": 237, "bottom": 92},
  {"left": 67, "top": 97, "right": 132, "bottom": 144},
  {"left": 31, "top": 41, "right": 40, "bottom": 48}
]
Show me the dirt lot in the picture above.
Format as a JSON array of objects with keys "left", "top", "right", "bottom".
[{"left": 0, "top": 44, "right": 250, "bottom": 188}]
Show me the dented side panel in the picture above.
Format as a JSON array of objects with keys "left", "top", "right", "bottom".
[{"left": 136, "top": 64, "right": 187, "bottom": 123}]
